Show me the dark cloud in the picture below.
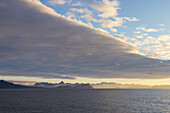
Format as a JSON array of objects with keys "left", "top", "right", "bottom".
[{"left": 0, "top": 0, "right": 170, "bottom": 79}]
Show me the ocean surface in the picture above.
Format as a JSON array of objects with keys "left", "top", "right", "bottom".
[{"left": 0, "top": 89, "right": 170, "bottom": 113}]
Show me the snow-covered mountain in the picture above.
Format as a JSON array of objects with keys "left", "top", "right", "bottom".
[
  {"left": 33, "top": 81, "right": 93, "bottom": 89},
  {"left": 33, "top": 81, "right": 72, "bottom": 88}
]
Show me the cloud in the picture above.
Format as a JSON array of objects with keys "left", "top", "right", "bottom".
[
  {"left": 133, "top": 31, "right": 141, "bottom": 34},
  {"left": 49, "top": 0, "right": 139, "bottom": 33},
  {"left": 90, "top": 0, "right": 120, "bottom": 19},
  {"left": 111, "top": 28, "right": 118, "bottom": 32},
  {"left": 124, "top": 17, "right": 139, "bottom": 22},
  {"left": 158, "top": 24, "right": 165, "bottom": 27},
  {"left": 70, "top": 8, "right": 92, "bottom": 15},
  {"left": 81, "top": 15, "right": 98, "bottom": 22},
  {"left": 0, "top": 71, "right": 76, "bottom": 79},
  {"left": 101, "top": 17, "right": 124, "bottom": 29},
  {"left": 66, "top": 12, "right": 76, "bottom": 19},
  {"left": 157, "top": 35, "right": 170, "bottom": 41},
  {"left": 85, "top": 0, "right": 139, "bottom": 32},
  {"left": 136, "top": 33, "right": 148, "bottom": 39},
  {"left": 72, "top": 2, "right": 82, "bottom": 6},
  {"left": 131, "top": 34, "right": 170, "bottom": 59},
  {"left": 0, "top": 0, "right": 170, "bottom": 79},
  {"left": 48, "top": 0, "right": 67, "bottom": 5},
  {"left": 136, "top": 26, "right": 159, "bottom": 32},
  {"left": 47, "top": 0, "right": 72, "bottom": 5}
]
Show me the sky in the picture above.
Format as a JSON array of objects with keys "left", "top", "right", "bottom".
[
  {"left": 41, "top": 0, "right": 170, "bottom": 59},
  {"left": 41, "top": 0, "right": 170, "bottom": 60},
  {"left": 0, "top": 0, "right": 170, "bottom": 85}
]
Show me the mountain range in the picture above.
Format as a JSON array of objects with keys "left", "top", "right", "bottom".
[
  {"left": 2, "top": 80, "right": 170, "bottom": 89},
  {"left": 0, "top": 80, "right": 93, "bottom": 89},
  {"left": 33, "top": 81, "right": 93, "bottom": 89}
]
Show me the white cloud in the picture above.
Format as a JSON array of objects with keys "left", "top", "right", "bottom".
[
  {"left": 133, "top": 31, "right": 141, "bottom": 34},
  {"left": 84, "top": 0, "right": 139, "bottom": 32},
  {"left": 136, "top": 35, "right": 144, "bottom": 39},
  {"left": 66, "top": 12, "right": 76, "bottom": 19},
  {"left": 90, "top": 0, "right": 120, "bottom": 19},
  {"left": 48, "top": 0, "right": 67, "bottom": 5},
  {"left": 81, "top": 15, "right": 97, "bottom": 22},
  {"left": 70, "top": 8, "right": 92, "bottom": 15},
  {"left": 158, "top": 24, "right": 165, "bottom": 27},
  {"left": 136, "top": 26, "right": 159, "bottom": 32},
  {"left": 94, "top": 28, "right": 110, "bottom": 35},
  {"left": 72, "top": 2, "right": 82, "bottom": 6},
  {"left": 101, "top": 17, "right": 124, "bottom": 28},
  {"left": 124, "top": 17, "right": 139, "bottom": 22},
  {"left": 142, "top": 33, "right": 148, "bottom": 36},
  {"left": 157, "top": 35, "right": 170, "bottom": 42},
  {"left": 111, "top": 28, "right": 117, "bottom": 32},
  {"left": 53, "top": 0, "right": 139, "bottom": 34},
  {"left": 132, "top": 34, "right": 170, "bottom": 59},
  {"left": 147, "top": 36, "right": 156, "bottom": 40}
]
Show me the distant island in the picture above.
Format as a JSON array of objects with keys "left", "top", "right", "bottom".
[
  {"left": 0, "top": 80, "right": 33, "bottom": 89},
  {"left": 0, "top": 80, "right": 93, "bottom": 89},
  {"left": 92, "top": 82, "right": 170, "bottom": 89}
]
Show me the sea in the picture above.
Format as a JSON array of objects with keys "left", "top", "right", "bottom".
[{"left": 0, "top": 89, "right": 170, "bottom": 113}]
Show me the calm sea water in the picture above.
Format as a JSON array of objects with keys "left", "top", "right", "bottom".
[{"left": 0, "top": 89, "right": 170, "bottom": 113}]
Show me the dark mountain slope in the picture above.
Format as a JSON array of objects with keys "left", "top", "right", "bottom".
[{"left": 0, "top": 80, "right": 32, "bottom": 89}]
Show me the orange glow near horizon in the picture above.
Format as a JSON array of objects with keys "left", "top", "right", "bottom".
[{"left": 1, "top": 76, "right": 170, "bottom": 86}]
